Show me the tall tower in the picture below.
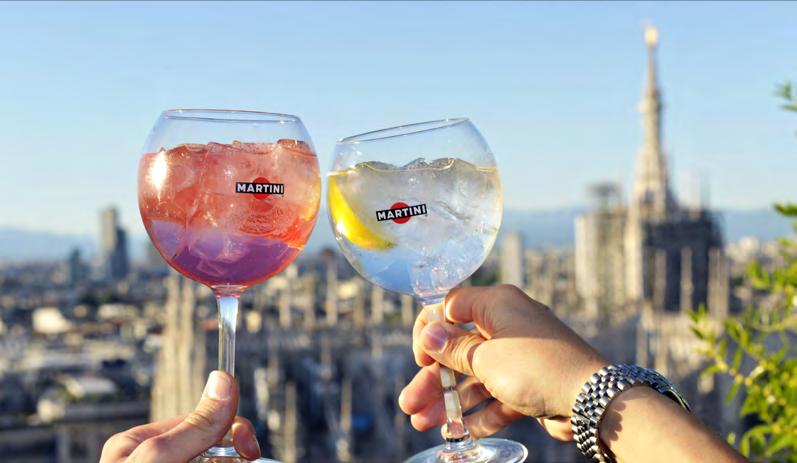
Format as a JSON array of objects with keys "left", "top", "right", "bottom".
[
  {"left": 500, "top": 232, "right": 525, "bottom": 288},
  {"left": 574, "top": 183, "right": 627, "bottom": 322},
  {"left": 625, "top": 25, "right": 675, "bottom": 303},
  {"left": 99, "top": 207, "right": 129, "bottom": 280},
  {"left": 630, "top": 25, "right": 676, "bottom": 221},
  {"left": 64, "top": 247, "right": 87, "bottom": 285}
]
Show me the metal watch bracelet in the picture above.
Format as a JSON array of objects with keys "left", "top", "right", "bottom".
[{"left": 570, "top": 364, "right": 691, "bottom": 463}]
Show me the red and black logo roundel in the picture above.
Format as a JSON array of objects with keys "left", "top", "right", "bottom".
[{"left": 376, "top": 202, "right": 428, "bottom": 223}]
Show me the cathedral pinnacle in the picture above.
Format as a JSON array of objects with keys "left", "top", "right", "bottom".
[{"left": 632, "top": 23, "right": 676, "bottom": 220}]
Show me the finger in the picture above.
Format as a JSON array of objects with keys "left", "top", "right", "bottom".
[
  {"left": 400, "top": 365, "right": 471, "bottom": 419},
  {"left": 444, "top": 286, "right": 492, "bottom": 325},
  {"left": 128, "top": 371, "right": 238, "bottom": 463},
  {"left": 420, "top": 322, "right": 487, "bottom": 377},
  {"left": 412, "top": 310, "right": 434, "bottom": 367},
  {"left": 399, "top": 363, "right": 443, "bottom": 415},
  {"left": 231, "top": 416, "right": 261, "bottom": 460},
  {"left": 445, "top": 285, "right": 535, "bottom": 337},
  {"left": 536, "top": 417, "right": 574, "bottom": 442},
  {"left": 463, "top": 401, "right": 524, "bottom": 439},
  {"left": 409, "top": 378, "right": 492, "bottom": 432},
  {"left": 100, "top": 415, "right": 185, "bottom": 462}
]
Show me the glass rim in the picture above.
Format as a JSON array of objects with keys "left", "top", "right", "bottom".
[
  {"left": 337, "top": 117, "right": 469, "bottom": 144},
  {"left": 161, "top": 109, "right": 301, "bottom": 124}
]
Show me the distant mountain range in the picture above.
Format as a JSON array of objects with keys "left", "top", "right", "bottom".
[
  {"left": 0, "top": 208, "right": 793, "bottom": 262},
  {"left": 0, "top": 228, "right": 96, "bottom": 262}
]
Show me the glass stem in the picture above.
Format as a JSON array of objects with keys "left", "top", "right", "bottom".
[
  {"left": 422, "top": 302, "right": 474, "bottom": 449},
  {"left": 203, "top": 292, "right": 240, "bottom": 457},
  {"left": 217, "top": 294, "right": 239, "bottom": 377}
]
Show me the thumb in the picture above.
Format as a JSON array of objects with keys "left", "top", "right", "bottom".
[
  {"left": 129, "top": 371, "right": 238, "bottom": 463},
  {"left": 421, "top": 322, "right": 487, "bottom": 377}
]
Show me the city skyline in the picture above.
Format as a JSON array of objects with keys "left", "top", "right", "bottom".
[
  {"left": 1, "top": 2, "right": 795, "bottom": 239},
  {"left": 1, "top": 4, "right": 793, "bottom": 462}
]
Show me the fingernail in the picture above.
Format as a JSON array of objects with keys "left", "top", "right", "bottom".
[
  {"left": 242, "top": 433, "right": 260, "bottom": 459},
  {"left": 422, "top": 323, "right": 448, "bottom": 353},
  {"left": 204, "top": 371, "right": 231, "bottom": 400}
]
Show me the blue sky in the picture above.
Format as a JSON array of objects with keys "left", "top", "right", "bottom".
[{"left": 1, "top": 1, "right": 794, "bottom": 238}]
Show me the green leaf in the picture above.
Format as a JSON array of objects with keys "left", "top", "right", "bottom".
[
  {"left": 769, "top": 433, "right": 796, "bottom": 455},
  {"left": 739, "top": 327, "right": 750, "bottom": 349},
  {"left": 718, "top": 338, "right": 729, "bottom": 358},
  {"left": 740, "top": 432, "right": 751, "bottom": 457},
  {"left": 726, "top": 381, "right": 741, "bottom": 403},
  {"left": 703, "top": 364, "right": 723, "bottom": 377},
  {"left": 775, "top": 203, "right": 797, "bottom": 217},
  {"left": 732, "top": 348, "right": 744, "bottom": 372},
  {"left": 740, "top": 394, "right": 759, "bottom": 416},
  {"left": 777, "top": 81, "right": 793, "bottom": 98}
]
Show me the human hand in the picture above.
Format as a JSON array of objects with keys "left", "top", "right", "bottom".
[
  {"left": 100, "top": 371, "right": 261, "bottom": 463},
  {"left": 399, "top": 285, "right": 608, "bottom": 441}
]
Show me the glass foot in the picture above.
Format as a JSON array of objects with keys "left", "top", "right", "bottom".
[
  {"left": 191, "top": 446, "right": 280, "bottom": 463},
  {"left": 192, "top": 457, "right": 280, "bottom": 463},
  {"left": 404, "top": 437, "right": 527, "bottom": 463},
  {"left": 192, "top": 459, "right": 279, "bottom": 463}
]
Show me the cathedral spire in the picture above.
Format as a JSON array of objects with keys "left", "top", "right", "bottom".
[{"left": 632, "top": 24, "right": 676, "bottom": 220}]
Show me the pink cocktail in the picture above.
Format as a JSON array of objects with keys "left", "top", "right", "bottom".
[{"left": 139, "top": 140, "right": 320, "bottom": 289}]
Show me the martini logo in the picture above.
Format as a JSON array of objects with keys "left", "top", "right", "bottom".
[
  {"left": 236, "top": 177, "right": 284, "bottom": 200},
  {"left": 376, "top": 202, "right": 427, "bottom": 224}
]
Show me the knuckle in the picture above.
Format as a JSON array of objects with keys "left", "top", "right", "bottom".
[
  {"left": 100, "top": 432, "right": 127, "bottom": 459},
  {"left": 503, "top": 284, "right": 527, "bottom": 300},
  {"left": 470, "top": 344, "right": 488, "bottom": 378},
  {"left": 184, "top": 408, "right": 218, "bottom": 433},
  {"left": 102, "top": 432, "right": 125, "bottom": 450},
  {"left": 448, "top": 335, "right": 479, "bottom": 373}
]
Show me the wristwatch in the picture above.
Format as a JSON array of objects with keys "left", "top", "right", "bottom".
[{"left": 570, "top": 364, "right": 691, "bottom": 463}]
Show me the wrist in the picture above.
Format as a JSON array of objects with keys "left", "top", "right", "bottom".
[
  {"left": 597, "top": 385, "right": 732, "bottom": 463},
  {"left": 598, "top": 385, "right": 660, "bottom": 447},
  {"left": 561, "top": 353, "right": 610, "bottom": 418}
]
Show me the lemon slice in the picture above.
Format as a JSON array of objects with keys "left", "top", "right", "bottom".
[{"left": 328, "top": 174, "right": 394, "bottom": 250}]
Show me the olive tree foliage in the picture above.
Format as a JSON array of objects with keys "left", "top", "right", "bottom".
[{"left": 691, "top": 83, "right": 797, "bottom": 462}]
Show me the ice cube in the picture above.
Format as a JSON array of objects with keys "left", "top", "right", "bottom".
[
  {"left": 358, "top": 161, "right": 396, "bottom": 171},
  {"left": 276, "top": 139, "right": 312, "bottom": 154},
  {"left": 402, "top": 158, "right": 429, "bottom": 169},
  {"left": 166, "top": 145, "right": 203, "bottom": 193},
  {"left": 139, "top": 145, "right": 204, "bottom": 224},
  {"left": 240, "top": 200, "right": 289, "bottom": 237},
  {"left": 428, "top": 200, "right": 469, "bottom": 222},
  {"left": 233, "top": 141, "right": 274, "bottom": 154},
  {"left": 427, "top": 157, "right": 456, "bottom": 169},
  {"left": 186, "top": 229, "right": 249, "bottom": 266},
  {"left": 201, "top": 142, "right": 258, "bottom": 195}
]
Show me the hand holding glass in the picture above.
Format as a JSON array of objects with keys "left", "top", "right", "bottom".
[{"left": 327, "top": 118, "right": 527, "bottom": 463}]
